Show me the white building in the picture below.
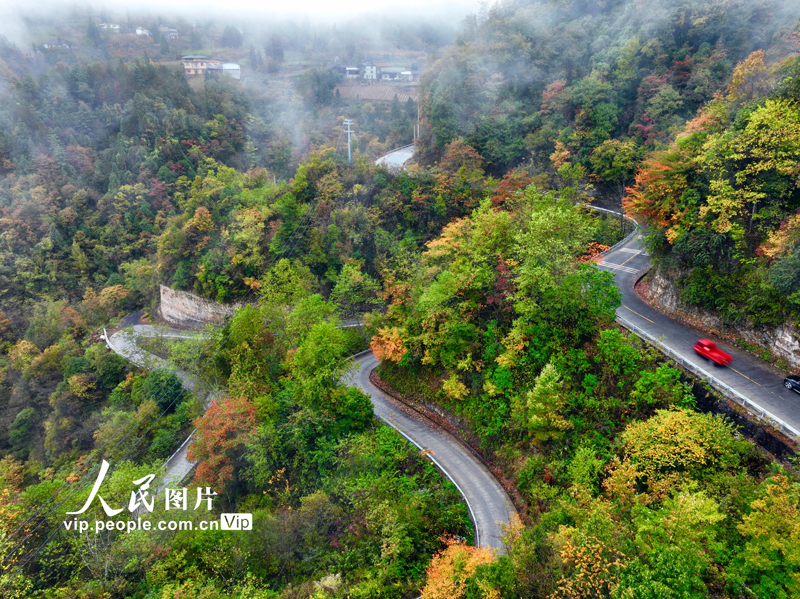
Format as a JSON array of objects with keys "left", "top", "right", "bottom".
[
  {"left": 136, "top": 27, "right": 150, "bottom": 36},
  {"left": 380, "top": 67, "right": 404, "bottom": 81},
  {"left": 204, "top": 61, "right": 242, "bottom": 80},
  {"left": 344, "top": 67, "right": 360, "bottom": 79},
  {"left": 42, "top": 39, "right": 75, "bottom": 49},
  {"left": 222, "top": 63, "right": 241, "bottom": 80},
  {"left": 362, "top": 61, "right": 377, "bottom": 80},
  {"left": 99, "top": 23, "right": 120, "bottom": 32},
  {"left": 159, "top": 25, "right": 179, "bottom": 40}
]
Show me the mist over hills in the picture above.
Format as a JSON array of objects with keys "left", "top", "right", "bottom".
[{"left": 0, "top": 0, "right": 799, "bottom": 597}]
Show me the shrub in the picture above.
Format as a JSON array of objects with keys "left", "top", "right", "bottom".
[{"left": 621, "top": 408, "right": 741, "bottom": 483}]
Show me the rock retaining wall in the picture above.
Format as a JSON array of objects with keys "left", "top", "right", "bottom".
[
  {"left": 158, "top": 285, "right": 245, "bottom": 327},
  {"left": 642, "top": 271, "right": 800, "bottom": 369}
]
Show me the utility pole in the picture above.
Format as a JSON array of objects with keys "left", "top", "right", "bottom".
[
  {"left": 414, "top": 102, "right": 421, "bottom": 144},
  {"left": 343, "top": 119, "right": 353, "bottom": 163}
]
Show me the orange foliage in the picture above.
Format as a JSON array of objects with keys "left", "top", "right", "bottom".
[
  {"left": 679, "top": 106, "right": 724, "bottom": 138},
  {"left": 377, "top": 277, "right": 413, "bottom": 309},
  {"left": 757, "top": 212, "right": 800, "bottom": 260},
  {"left": 491, "top": 170, "right": 534, "bottom": 208},
  {"left": 82, "top": 285, "right": 129, "bottom": 317},
  {"left": 421, "top": 537, "right": 496, "bottom": 599},
  {"left": 726, "top": 50, "right": 771, "bottom": 104},
  {"left": 540, "top": 79, "right": 568, "bottom": 113},
  {"left": 623, "top": 147, "right": 691, "bottom": 242},
  {"left": 439, "top": 139, "right": 486, "bottom": 177},
  {"left": 577, "top": 242, "right": 611, "bottom": 263},
  {"left": 188, "top": 396, "right": 258, "bottom": 491},
  {"left": 370, "top": 327, "right": 407, "bottom": 362},
  {"left": 550, "top": 140, "right": 571, "bottom": 170},
  {"left": 424, "top": 217, "right": 470, "bottom": 260}
]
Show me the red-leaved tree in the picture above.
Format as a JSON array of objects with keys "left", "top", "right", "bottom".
[{"left": 187, "top": 396, "right": 258, "bottom": 491}]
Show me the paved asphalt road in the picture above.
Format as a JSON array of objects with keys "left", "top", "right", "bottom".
[
  {"left": 375, "top": 145, "right": 414, "bottom": 169},
  {"left": 107, "top": 326, "right": 517, "bottom": 551},
  {"left": 347, "top": 352, "right": 516, "bottom": 550},
  {"left": 105, "top": 325, "right": 217, "bottom": 488},
  {"left": 598, "top": 232, "right": 800, "bottom": 436}
]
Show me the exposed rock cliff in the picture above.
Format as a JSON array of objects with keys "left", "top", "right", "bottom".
[
  {"left": 158, "top": 285, "right": 245, "bottom": 327},
  {"left": 641, "top": 271, "right": 800, "bottom": 369}
]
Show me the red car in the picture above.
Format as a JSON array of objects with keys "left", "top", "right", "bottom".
[{"left": 693, "top": 339, "right": 732, "bottom": 366}]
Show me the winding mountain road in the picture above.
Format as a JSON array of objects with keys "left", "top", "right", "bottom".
[
  {"left": 375, "top": 144, "right": 414, "bottom": 169},
  {"left": 105, "top": 325, "right": 517, "bottom": 550},
  {"left": 346, "top": 352, "right": 516, "bottom": 550},
  {"left": 104, "top": 326, "right": 215, "bottom": 488},
  {"left": 598, "top": 229, "right": 800, "bottom": 442}
]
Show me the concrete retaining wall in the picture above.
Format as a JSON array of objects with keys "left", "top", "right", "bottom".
[
  {"left": 158, "top": 285, "right": 245, "bottom": 327},
  {"left": 642, "top": 271, "right": 800, "bottom": 369}
]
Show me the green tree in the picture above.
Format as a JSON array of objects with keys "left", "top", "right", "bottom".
[
  {"left": 289, "top": 321, "right": 350, "bottom": 405},
  {"left": 135, "top": 369, "right": 187, "bottom": 414},
  {"left": 221, "top": 26, "right": 243, "bottom": 48},
  {"left": 619, "top": 489, "right": 726, "bottom": 599},
  {"left": 732, "top": 475, "right": 800, "bottom": 598},
  {"left": 330, "top": 263, "right": 383, "bottom": 318},
  {"left": 8, "top": 408, "right": 36, "bottom": 458},
  {"left": 520, "top": 361, "right": 573, "bottom": 444},
  {"left": 589, "top": 138, "right": 642, "bottom": 203}
]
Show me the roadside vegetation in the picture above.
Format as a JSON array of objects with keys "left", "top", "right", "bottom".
[
  {"left": 626, "top": 52, "right": 800, "bottom": 332},
  {"left": 371, "top": 183, "right": 800, "bottom": 598},
  {"left": 0, "top": 0, "right": 799, "bottom": 597}
]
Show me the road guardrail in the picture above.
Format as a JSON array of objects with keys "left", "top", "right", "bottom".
[{"left": 616, "top": 315, "right": 800, "bottom": 444}]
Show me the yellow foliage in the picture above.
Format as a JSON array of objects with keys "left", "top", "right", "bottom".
[
  {"left": 725, "top": 50, "right": 770, "bottom": 104},
  {"left": 736, "top": 474, "right": 800, "bottom": 592},
  {"left": 82, "top": 284, "right": 129, "bottom": 318},
  {"left": 758, "top": 213, "right": 800, "bottom": 259},
  {"left": 26, "top": 343, "right": 64, "bottom": 375},
  {"left": 456, "top": 353, "right": 481, "bottom": 372},
  {"left": 185, "top": 205, "right": 215, "bottom": 233},
  {"left": 158, "top": 579, "right": 224, "bottom": 598},
  {"left": 621, "top": 408, "right": 739, "bottom": 485},
  {"left": 550, "top": 530, "right": 626, "bottom": 599},
  {"left": 550, "top": 140, "right": 572, "bottom": 170},
  {"left": 501, "top": 514, "right": 525, "bottom": 548},
  {"left": 421, "top": 538, "right": 496, "bottom": 599},
  {"left": 0, "top": 456, "right": 23, "bottom": 494},
  {"left": 483, "top": 380, "right": 501, "bottom": 397},
  {"left": 665, "top": 225, "right": 681, "bottom": 244},
  {"left": 424, "top": 217, "right": 471, "bottom": 261},
  {"left": 99, "top": 284, "right": 129, "bottom": 306},
  {"left": 68, "top": 373, "right": 97, "bottom": 399},
  {"left": 7, "top": 340, "right": 40, "bottom": 372},
  {"left": 602, "top": 457, "right": 642, "bottom": 513},
  {"left": 442, "top": 373, "right": 469, "bottom": 401},
  {"left": 0, "top": 309, "right": 10, "bottom": 338}
]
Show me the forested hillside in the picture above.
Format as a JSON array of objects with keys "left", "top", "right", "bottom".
[
  {"left": 0, "top": 47, "right": 431, "bottom": 311},
  {"left": 419, "top": 0, "right": 798, "bottom": 179},
  {"left": 371, "top": 184, "right": 799, "bottom": 598},
  {"left": 625, "top": 50, "right": 800, "bottom": 333},
  {"left": 0, "top": 0, "right": 798, "bottom": 598}
]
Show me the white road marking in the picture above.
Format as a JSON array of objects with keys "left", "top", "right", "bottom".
[{"left": 598, "top": 262, "right": 640, "bottom": 274}]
